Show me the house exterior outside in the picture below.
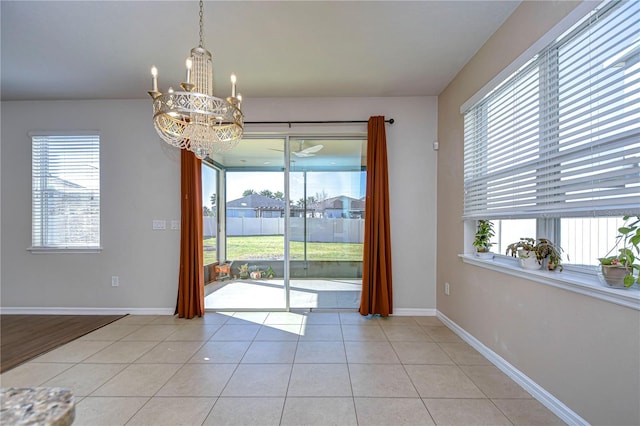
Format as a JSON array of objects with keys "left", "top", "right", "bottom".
[
  {"left": 226, "top": 193, "right": 285, "bottom": 218},
  {"left": 311, "top": 196, "right": 365, "bottom": 219},
  {"left": 227, "top": 193, "right": 365, "bottom": 220}
]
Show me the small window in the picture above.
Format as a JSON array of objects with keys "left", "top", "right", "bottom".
[{"left": 31, "top": 134, "right": 100, "bottom": 250}]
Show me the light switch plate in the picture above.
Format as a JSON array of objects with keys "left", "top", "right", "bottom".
[
  {"left": 171, "top": 220, "right": 180, "bottom": 230},
  {"left": 152, "top": 220, "right": 166, "bottom": 230}
]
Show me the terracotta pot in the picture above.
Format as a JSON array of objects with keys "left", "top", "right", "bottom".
[
  {"left": 600, "top": 265, "right": 631, "bottom": 288},
  {"left": 215, "top": 264, "right": 231, "bottom": 274}
]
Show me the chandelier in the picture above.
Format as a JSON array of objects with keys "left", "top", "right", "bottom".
[{"left": 147, "top": 0, "right": 243, "bottom": 159}]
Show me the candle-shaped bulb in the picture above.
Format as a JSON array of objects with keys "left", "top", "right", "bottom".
[
  {"left": 237, "top": 93, "right": 242, "bottom": 106},
  {"left": 151, "top": 66, "right": 158, "bottom": 92},
  {"left": 168, "top": 87, "right": 174, "bottom": 94},
  {"left": 231, "top": 73, "right": 237, "bottom": 98},
  {"left": 185, "top": 58, "right": 192, "bottom": 84}
]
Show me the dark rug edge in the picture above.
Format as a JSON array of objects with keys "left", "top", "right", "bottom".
[{"left": 0, "top": 314, "right": 128, "bottom": 374}]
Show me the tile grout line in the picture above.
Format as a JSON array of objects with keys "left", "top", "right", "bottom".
[
  {"left": 167, "top": 311, "right": 241, "bottom": 425},
  {"left": 339, "top": 316, "right": 360, "bottom": 426},
  {"left": 385, "top": 317, "right": 439, "bottom": 425},
  {"left": 426, "top": 323, "right": 521, "bottom": 425},
  {"left": 86, "top": 317, "right": 154, "bottom": 425},
  {"left": 278, "top": 316, "right": 301, "bottom": 426},
  {"left": 83, "top": 318, "right": 189, "bottom": 424}
]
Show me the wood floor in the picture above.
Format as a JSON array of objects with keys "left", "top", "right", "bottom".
[{"left": 0, "top": 314, "right": 125, "bottom": 373}]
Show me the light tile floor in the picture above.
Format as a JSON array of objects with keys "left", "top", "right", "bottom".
[{"left": 0, "top": 312, "right": 565, "bottom": 425}]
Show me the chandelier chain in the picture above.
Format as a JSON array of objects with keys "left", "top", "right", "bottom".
[{"left": 199, "top": 0, "right": 204, "bottom": 48}]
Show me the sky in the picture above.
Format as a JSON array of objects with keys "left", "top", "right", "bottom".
[{"left": 202, "top": 169, "right": 366, "bottom": 208}]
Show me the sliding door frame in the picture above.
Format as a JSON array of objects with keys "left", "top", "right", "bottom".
[{"left": 204, "top": 132, "right": 366, "bottom": 312}]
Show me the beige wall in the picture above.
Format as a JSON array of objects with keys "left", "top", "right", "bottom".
[
  {"left": 1, "top": 96, "right": 438, "bottom": 313},
  {"left": 1, "top": 100, "right": 182, "bottom": 311},
  {"left": 437, "top": 1, "right": 640, "bottom": 425}
]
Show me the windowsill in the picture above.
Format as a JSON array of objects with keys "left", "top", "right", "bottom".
[
  {"left": 459, "top": 254, "right": 640, "bottom": 311},
  {"left": 28, "top": 247, "right": 103, "bottom": 254}
]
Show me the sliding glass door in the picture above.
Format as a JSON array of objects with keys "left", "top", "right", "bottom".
[
  {"left": 203, "top": 136, "right": 365, "bottom": 311},
  {"left": 288, "top": 138, "right": 366, "bottom": 309},
  {"left": 202, "top": 163, "right": 219, "bottom": 283},
  {"left": 204, "top": 138, "right": 287, "bottom": 310}
]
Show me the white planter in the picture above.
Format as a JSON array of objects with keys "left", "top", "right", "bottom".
[
  {"left": 518, "top": 250, "right": 541, "bottom": 270},
  {"left": 475, "top": 251, "right": 494, "bottom": 260}
]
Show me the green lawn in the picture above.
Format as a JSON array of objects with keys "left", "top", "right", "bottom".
[{"left": 203, "top": 235, "right": 363, "bottom": 265}]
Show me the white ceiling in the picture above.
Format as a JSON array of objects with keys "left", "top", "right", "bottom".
[{"left": 0, "top": 1, "right": 520, "bottom": 101}]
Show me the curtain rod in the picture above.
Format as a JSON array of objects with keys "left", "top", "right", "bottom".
[{"left": 244, "top": 118, "right": 394, "bottom": 128}]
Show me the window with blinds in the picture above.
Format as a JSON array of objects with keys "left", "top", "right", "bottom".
[
  {"left": 463, "top": 0, "right": 640, "bottom": 220},
  {"left": 31, "top": 134, "right": 100, "bottom": 249}
]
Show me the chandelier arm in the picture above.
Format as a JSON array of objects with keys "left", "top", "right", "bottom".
[{"left": 153, "top": 92, "right": 243, "bottom": 123}]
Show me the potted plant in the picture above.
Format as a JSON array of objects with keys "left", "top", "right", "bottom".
[
  {"left": 237, "top": 263, "right": 249, "bottom": 279},
  {"left": 214, "top": 261, "right": 232, "bottom": 281},
  {"left": 249, "top": 265, "right": 264, "bottom": 279},
  {"left": 265, "top": 266, "right": 276, "bottom": 279},
  {"left": 506, "top": 237, "right": 564, "bottom": 271},
  {"left": 473, "top": 219, "right": 495, "bottom": 259},
  {"left": 598, "top": 215, "right": 640, "bottom": 288}
]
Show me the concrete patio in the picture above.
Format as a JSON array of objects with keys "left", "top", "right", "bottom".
[{"left": 205, "top": 279, "right": 361, "bottom": 310}]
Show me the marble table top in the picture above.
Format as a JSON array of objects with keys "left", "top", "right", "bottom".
[{"left": 0, "top": 387, "right": 75, "bottom": 426}]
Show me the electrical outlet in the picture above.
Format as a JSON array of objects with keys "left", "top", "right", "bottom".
[
  {"left": 170, "top": 220, "right": 180, "bottom": 230},
  {"left": 444, "top": 282, "right": 450, "bottom": 295},
  {"left": 111, "top": 276, "right": 119, "bottom": 287}
]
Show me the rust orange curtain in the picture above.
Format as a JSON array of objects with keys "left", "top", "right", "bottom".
[
  {"left": 359, "top": 116, "right": 393, "bottom": 316},
  {"left": 176, "top": 149, "right": 205, "bottom": 318}
]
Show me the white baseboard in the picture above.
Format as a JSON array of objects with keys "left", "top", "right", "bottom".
[
  {"left": 393, "top": 308, "right": 436, "bottom": 316},
  {"left": 436, "top": 311, "right": 588, "bottom": 426},
  {"left": 0, "top": 307, "right": 174, "bottom": 315},
  {"left": 0, "top": 306, "right": 433, "bottom": 316}
]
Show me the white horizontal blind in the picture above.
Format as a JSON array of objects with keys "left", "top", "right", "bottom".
[
  {"left": 463, "top": 0, "right": 640, "bottom": 220},
  {"left": 32, "top": 134, "right": 100, "bottom": 248}
]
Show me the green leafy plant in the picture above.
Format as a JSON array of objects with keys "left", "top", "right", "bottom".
[
  {"left": 506, "top": 237, "right": 564, "bottom": 271},
  {"left": 265, "top": 266, "right": 276, "bottom": 279},
  {"left": 598, "top": 216, "right": 640, "bottom": 288},
  {"left": 237, "top": 263, "right": 249, "bottom": 279},
  {"left": 472, "top": 220, "right": 495, "bottom": 253}
]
